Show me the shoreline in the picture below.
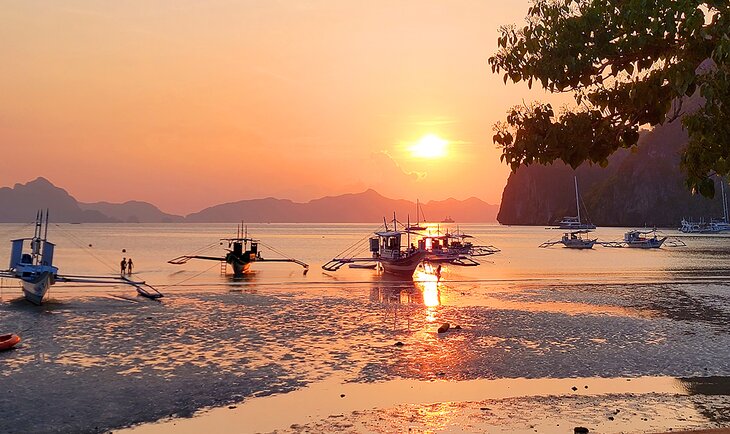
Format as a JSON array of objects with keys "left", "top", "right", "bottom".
[{"left": 122, "top": 376, "right": 730, "bottom": 433}]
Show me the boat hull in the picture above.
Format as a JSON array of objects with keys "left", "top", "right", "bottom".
[
  {"left": 561, "top": 240, "right": 596, "bottom": 249},
  {"left": 626, "top": 238, "right": 666, "bottom": 249},
  {"left": 380, "top": 251, "right": 428, "bottom": 276},
  {"left": 21, "top": 271, "right": 54, "bottom": 305},
  {"left": 230, "top": 260, "right": 252, "bottom": 276}
]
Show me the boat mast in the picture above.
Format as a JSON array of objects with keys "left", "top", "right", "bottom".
[
  {"left": 722, "top": 179, "right": 728, "bottom": 222},
  {"left": 44, "top": 209, "right": 49, "bottom": 241},
  {"left": 574, "top": 176, "right": 581, "bottom": 224}
]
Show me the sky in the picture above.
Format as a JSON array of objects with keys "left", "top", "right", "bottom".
[{"left": 0, "top": 0, "right": 563, "bottom": 214}]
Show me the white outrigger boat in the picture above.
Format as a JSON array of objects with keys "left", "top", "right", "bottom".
[
  {"left": 169, "top": 224, "right": 309, "bottom": 277},
  {"left": 0, "top": 211, "right": 162, "bottom": 305},
  {"left": 322, "top": 214, "right": 428, "bottom": 276},
  {"left": 540, "top": 230, "right": 597, "bottom": 249},
  {"left": 555, "top": 176, "right": 596, "bottom": 230},
  {"left": 601, "top": 228, "right": 686, "bottom": 249}
]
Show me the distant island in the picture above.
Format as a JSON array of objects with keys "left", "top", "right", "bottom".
[
  {"left": 498, "top": 115, "right": 727, "bottom": 228},
  {"left": 0, "top": 178, "right": 498, "bottom": 224}
]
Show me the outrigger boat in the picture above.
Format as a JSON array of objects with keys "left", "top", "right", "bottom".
[
  {"left": 601, "top": 229, "right": 686, "bottom": 249},
  {"left": 555, "top": 176, "right": 596, "bottom": 230},
  {"left": 168, "top": 225, "right": 309, "bottom": 277},
  {"left": 416, "top": 227, "right": 499, "bottom": 266},
  {"left": 539, "top": 230, "right": 597, "bottom": 249},
  {"left": 322, "top": 214, "right": 428, "bottom": 276},
  {"left": 0, "top": 210, "right": 162, "bottom": 305}
]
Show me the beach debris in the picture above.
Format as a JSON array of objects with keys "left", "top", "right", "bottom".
[
  {"left": 0, "top": 334, "right": 21, "bottom": 351},
  {"left": 608, "top": 416, "right": 614, "bottom": 421},
  {"left": 479, "top": 407, "right": 491, "bottom": 411},
  {"left": 228, "top": 405, "right": 237, "bottom": 409},
  {"left": 574, "top": 428, "right": 589, "bottom": 434},
  {"left": 394, "top": 341, "right": 404, "bottom": 347},
  {"left": 340, "top": 394, "right": 345, "bottom": 398},
  {"left": 438, "top": 323, "right": 450, "bottom": 333},
  {"left": 454, "top": 325, "right": 462, "bottom": 330},
  {"left": 571, "top": 386, "right": 578, "bottom": 391}
]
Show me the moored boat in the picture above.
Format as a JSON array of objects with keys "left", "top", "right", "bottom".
[
  {"left": 323, "top": 214, "right": 428, "bottom": 277},
  {"left": 1, "top": 210, "right": 163, "bottom": 304},
  {"left": 169, "top": 224, "right": 309, "bottom": 277},
  {"left": 540, "top": 230, "right": 597, "bottom": 249},
  {"left": 555, "top": 176, "right": 596, "bottom": 230}
]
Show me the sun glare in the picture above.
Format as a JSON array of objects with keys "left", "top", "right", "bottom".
[{"left": 410, "top": 134, "right": 448, "bottom": 159}]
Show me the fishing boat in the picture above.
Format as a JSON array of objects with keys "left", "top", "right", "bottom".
[
  {"left": 601, "top": 228, "right": 686, "bottom": 249},
  {"left": 416, "top": 227, "right": 499, "bottom": 266},
  {"left": 539, "top": 230, "right": 597, "bottom": 249},
  {"left": 440, "top": 216, "right": 455, "bottom": 223},
  {"left": 0, "top": 210, "right": 162, "bottom": 305},
  {"left": 556, "top": 176, "right": 596, "bottom": 230},
  {"left": 322, "top": 214, "right": 428, "bottom": 276},
  {"left": 168, "top": 225, "right": 309, "bottom": 277}
]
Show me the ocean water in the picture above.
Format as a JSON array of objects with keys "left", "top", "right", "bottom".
[{"left": 0, "top": 223, "right": 729, "bottom": 433}]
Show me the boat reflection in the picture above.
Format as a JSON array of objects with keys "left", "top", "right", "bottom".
[{"left": 369, "top": 268, "right": 443, "bottom": 307}]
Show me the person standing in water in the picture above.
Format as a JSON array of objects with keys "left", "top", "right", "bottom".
[
  {"left": 120, "top": 257, "right": 127, "bottom": 275},
  {"left": 127, "top": 258, "right": 134, "bottom": 275}
]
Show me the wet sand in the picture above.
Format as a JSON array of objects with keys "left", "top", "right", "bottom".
[{"left": 2, "top": 275, "right": 730, "bottom": 433}]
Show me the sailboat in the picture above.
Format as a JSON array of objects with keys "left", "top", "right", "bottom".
[
  {"left": 405, "top": 199, "right": 428, "bottom": 231},
  {"left": 557, "top": 176, "right": 596, "bottom": 230},
  {"left": 323, "top": 213, "right": 428, "bottom": 276},
  {"left": 0, "top": 210, "right": 162, "bottom": 305},
  {"left": 168, "top": 224, "right": 309, "bottom": 276},
  {"left": 680, "top": 177, "right": 730, "bottom": 233}
]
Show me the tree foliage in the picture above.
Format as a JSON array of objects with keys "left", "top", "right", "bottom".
[{"left": 489, "top": 0, "right": 730, "bottom": 197}]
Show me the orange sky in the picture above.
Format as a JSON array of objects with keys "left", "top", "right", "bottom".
[{"left": 0, "top": 0, "right": 565, "bottom": 214}]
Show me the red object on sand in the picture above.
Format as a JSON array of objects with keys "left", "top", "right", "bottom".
[{"left": 0, "top": 334, "right": 21, "bottom": 351}]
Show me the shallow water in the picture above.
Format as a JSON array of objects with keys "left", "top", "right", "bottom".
[{"left": 0, "top": 224, "right": 729, "bottom": 433}]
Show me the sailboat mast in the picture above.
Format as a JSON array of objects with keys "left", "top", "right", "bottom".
[{"left": 574, "top": 176, "right": 581, "bottom": 224}]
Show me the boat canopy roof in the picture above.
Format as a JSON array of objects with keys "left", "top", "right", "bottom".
[
  {"left": 374, "top": 230, "right": 404, "bottom": 237},
  {"left": 220, "top": 237, "right": 259, "bottom": 242},
  {"left": 565, "top": 230, "right": 593, "bottom": 235}
]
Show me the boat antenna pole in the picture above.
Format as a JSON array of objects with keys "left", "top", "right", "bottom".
[
  {"left": 574, "top": 176, "right": 581, "bottom": 224},
  {"left": 383, "top": 216, "right": 388, "bottom": 232}
]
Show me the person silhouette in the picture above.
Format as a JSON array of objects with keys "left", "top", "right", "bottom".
[
  {"left": 120, "top": 257, "right": 127, "bottom": 275},
  {"left": 127, "top": 258, "right": 134, "bottom": 274}
]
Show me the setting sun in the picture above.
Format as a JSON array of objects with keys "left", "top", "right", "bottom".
[{"left": 410, "top": 134, "right": 448, "bottom": 159}]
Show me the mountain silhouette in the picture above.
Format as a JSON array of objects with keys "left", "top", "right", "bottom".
[{"left": 0, "top": 178, "right": 498, "bottom": 223}]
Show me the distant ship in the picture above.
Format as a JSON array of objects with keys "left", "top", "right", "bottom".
[{"left": 440, "top": 216, "right": 455, "bottom": 223}]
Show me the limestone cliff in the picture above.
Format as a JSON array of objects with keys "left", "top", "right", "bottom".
[{"left": 497, "top": 119, "right": 726, "bottom": 227}]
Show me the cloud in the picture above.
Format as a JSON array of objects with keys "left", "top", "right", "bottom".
[{"left": 370, "top": 151, "right": 426, "bottom": 181}]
